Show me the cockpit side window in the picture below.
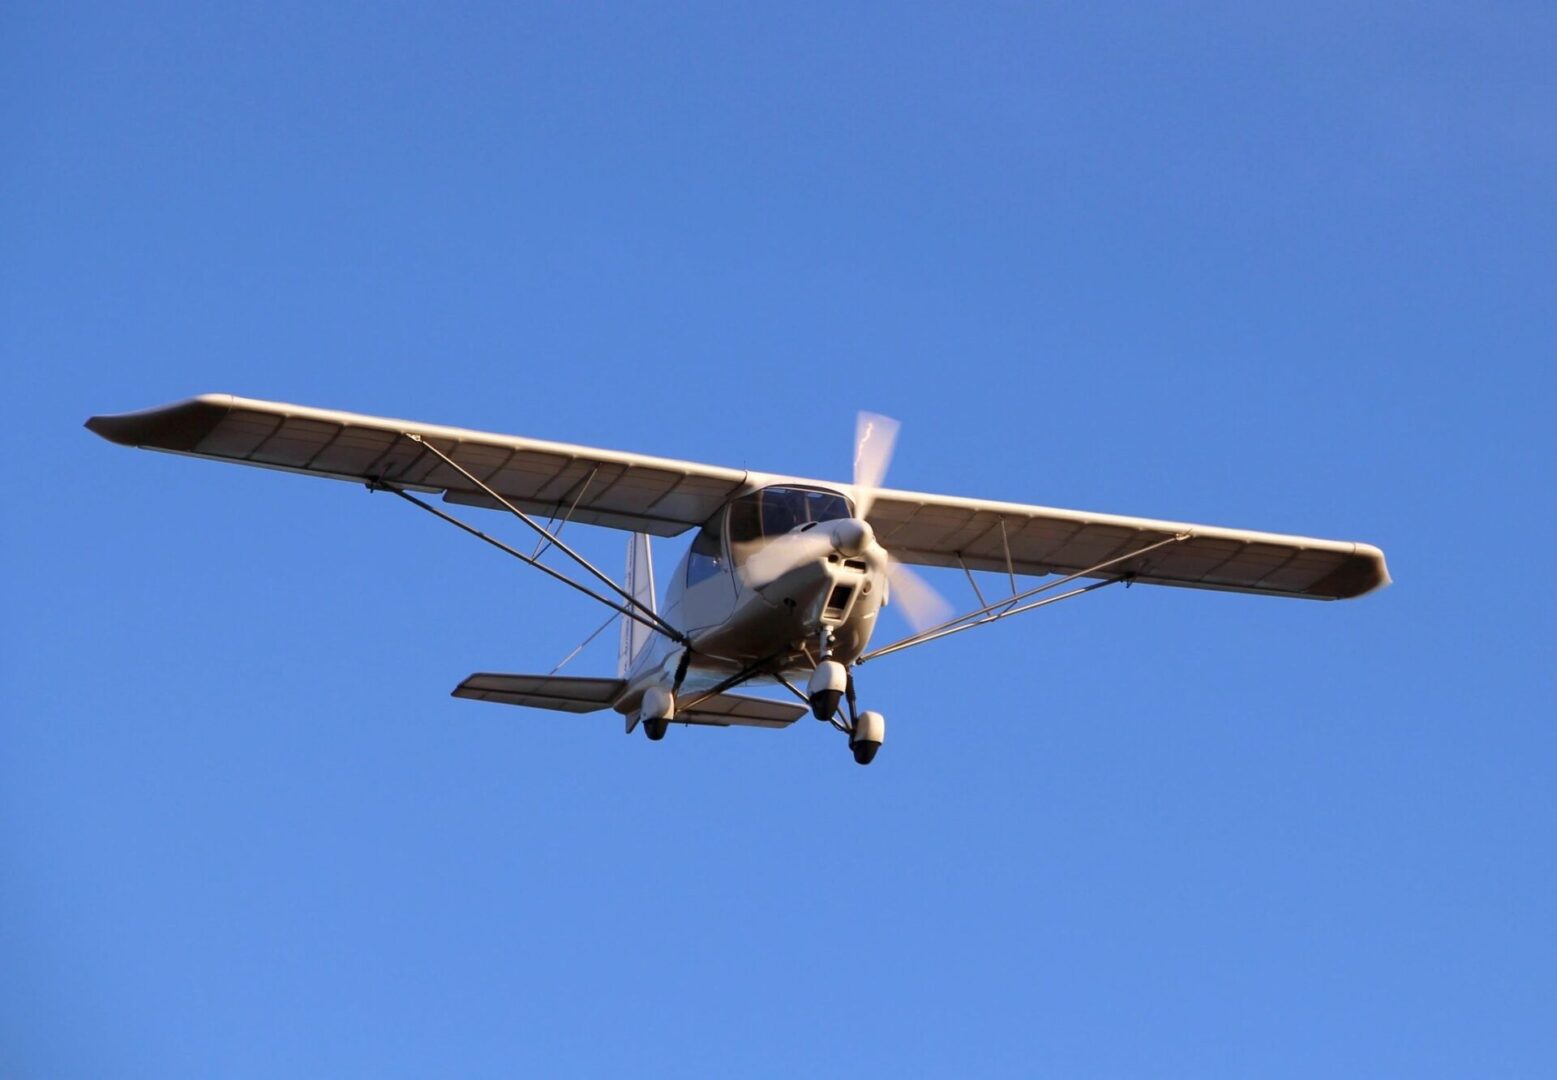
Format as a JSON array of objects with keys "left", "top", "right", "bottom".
[
  {"left": 686, "top": 515, "right": 725, "bottom": 586},
  {"left": 727, "top": 495, "right": 762, "bottom": 547}
]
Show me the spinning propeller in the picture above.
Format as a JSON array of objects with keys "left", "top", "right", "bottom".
[
  {"left": 852, "top": 412, "right": 952, "bottom": 633},
  {"left": 740, "top": 411, "right": 952, "bottom": 632}
]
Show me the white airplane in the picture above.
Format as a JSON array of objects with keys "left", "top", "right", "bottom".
[{"left": 87, "top": 395, "right": 1390, "bottom": 765}]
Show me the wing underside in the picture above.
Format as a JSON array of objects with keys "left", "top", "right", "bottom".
[
  {"left": 866, "top": 491, "right": 1389, "bottom": 600},
  {"left": 86, "top": 394, "right": 748, "bottom": 536},
  {"left": 87, "top": 394, "right": 1389, "bottom": 599}
]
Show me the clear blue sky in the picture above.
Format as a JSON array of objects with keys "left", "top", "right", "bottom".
[{"left": 3, "top": 4, "right": 1554, "bottom": 1076}]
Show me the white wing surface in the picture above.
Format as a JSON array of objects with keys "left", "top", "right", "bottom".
[
  {"left": 86, "top": 394, "right": 748, "bottom": 536},
  {"left": 866, "top": 491, "right": 1388, "bottom": 601},
  {"left": 88, "top": 394, "right": 1388, "bottom": 600}
]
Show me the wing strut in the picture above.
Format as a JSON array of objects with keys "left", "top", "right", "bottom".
[
  {"left": 673, "top": 650, "right": 792, "bottom": 717},
  {"left": 375, "top": 482, "right": 688, "bottom": 646},
  {"left": 858, "top": 533, "right": 1190, "bottom": 664},
  {"left": 398, "top": 433, "right": 684, "bottom": 642}
]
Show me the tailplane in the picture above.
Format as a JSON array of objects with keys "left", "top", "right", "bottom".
[{"left": 452, "top": 673, "right": 807, "bottom": 729}]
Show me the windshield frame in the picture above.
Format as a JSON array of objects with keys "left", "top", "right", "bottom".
[{"left": 725, "top": 485, "right": 854, "bottom": 565}]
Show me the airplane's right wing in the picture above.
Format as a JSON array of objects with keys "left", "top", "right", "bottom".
[{"left": 87, "top": 394, "right": 750, "bottom": 536}]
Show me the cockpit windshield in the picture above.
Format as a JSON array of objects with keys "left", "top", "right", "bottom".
[{"left": 727, "top": 486, "right": 852, "bottom": 559}]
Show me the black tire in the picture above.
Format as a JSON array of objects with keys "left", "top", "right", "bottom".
[
  {"left": 644, "top": 718, "right": 668, "bottom": 741},
  {"left": 851, "top": 740, "right": 880, "bottom": 766}
]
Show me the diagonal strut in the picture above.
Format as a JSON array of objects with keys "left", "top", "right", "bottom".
[
  {"left": 858, "top": 532, "right": 1190, "bottom": 663},
  {"left": 374, "top": 482, "right": 687, "bottom": 645},
  {"left": 401, "top": 433, "right": 682, "bottom": 641}
]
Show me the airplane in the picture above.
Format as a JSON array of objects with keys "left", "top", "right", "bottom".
[{"left": 86, "top": 394, "right": 1390, "bottom": 765}]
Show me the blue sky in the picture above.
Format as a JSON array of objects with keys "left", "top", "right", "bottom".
[{"left": 3, "top": 3, "right": 1554, "bottom": 1076}]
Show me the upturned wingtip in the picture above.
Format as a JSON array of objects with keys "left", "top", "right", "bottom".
[{"left": 84, "top": 412, "right": 134, "bottom": 445}]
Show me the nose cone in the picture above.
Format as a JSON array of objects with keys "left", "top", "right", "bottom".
[{"left": 829, "top": 518, "right": 875, "bottom": 557}]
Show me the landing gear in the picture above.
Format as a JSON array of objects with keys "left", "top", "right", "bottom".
[
  {"left": 849, "top": 710, "right": 885, "bottom": 765},
  {"left": 839, "top": 661, "right": 884, "bottom": 766},
  {"left": 808, "top": 641, "right": 886, "bottom": 766},
  {"left": 808, "top": 659, "right": 847, "bottom": 721},
  {"left": 639, "top": 685, "right": 674, "bottom": 743}
]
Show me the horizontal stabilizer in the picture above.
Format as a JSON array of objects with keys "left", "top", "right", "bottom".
[
  {"left": 452, "top": 673, "right": 807, "bottom": 729},
  {"left": 454, "top": 673, "right": 625, "bottom": 713},
  {"left": 675, "top": 692, "right": 808, "bottom": 729}
]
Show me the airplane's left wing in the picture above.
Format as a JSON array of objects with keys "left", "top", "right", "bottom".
[
  {"left": 867, "top": 488, "right": 1389, "bottom": 601},
  {"left": 86, "top": 394, "right": 749, "bottom": 536}
]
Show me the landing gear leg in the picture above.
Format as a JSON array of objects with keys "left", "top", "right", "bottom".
[
  {"left": 808, "top": 630, "right": 848, "bottom": 721},
  {"left": 804, "top": 633, "right": 885, "bottom": 765},
  {"left": 841, "top": 667, "right": 885, "bottom": 766}
]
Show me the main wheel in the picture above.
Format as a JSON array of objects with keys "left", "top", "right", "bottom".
[
  {"left": 640, "top": 687, "right": 674, "bottom": 742},
  {"left": 849, "top": 710, "right": 885, "bottom": 766}
]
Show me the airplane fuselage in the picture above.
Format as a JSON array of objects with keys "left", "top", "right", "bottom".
[{"left": 615, "top": 484, "right": 889, "bottom": 715}]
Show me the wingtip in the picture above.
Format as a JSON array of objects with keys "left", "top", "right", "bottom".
[
  {"left": 1303, "top": 541, "right": 1391, "bottom": 600},
  {"left": 1342, "top": 542, "right": 1392, "bottom": 599},
  {"left": 83, "top": 412, "right": 138, "bottom": 445},
  {"left": 83, "top": 395, "right": 236, "bottom": 450},
  {"left": 1359, "top": 542, "right": 1392, "bottom": 595}
]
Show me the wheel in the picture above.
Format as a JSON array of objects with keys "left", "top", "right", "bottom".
[
  {"left": 640, "top": 687, "right": 673, "bottom": 741},
  {"left": 807, "top": 660, "right": 847, "bottom": 721},
  {"left": 849, "top": 710, "right": 885, "bottom": 765}
]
